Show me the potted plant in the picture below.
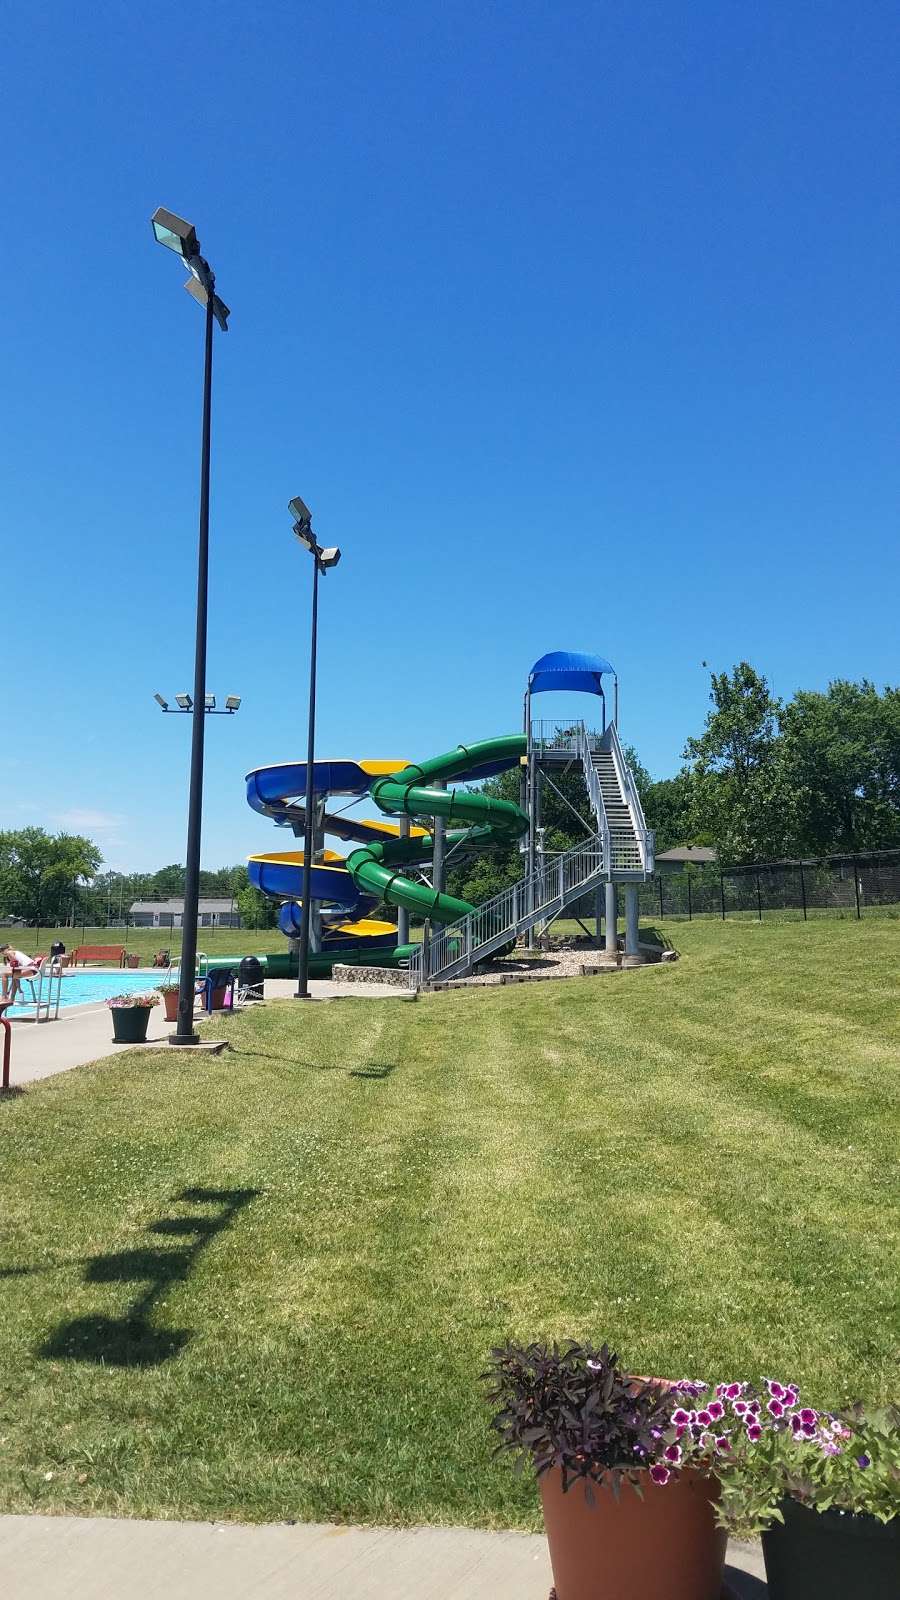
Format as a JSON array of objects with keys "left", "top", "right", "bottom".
[
  {"left": 106, "top": 990, "right": 160, "bottom": 1044},
  {"left": 483, "top": 1342, "right": 726, "bottom": 1600},
  {"left": 706, "top": 1380, "right": 900, "bottom": 1599},
  {"left": 157, "top": 978, "right": 180, "bottom": 1022}
]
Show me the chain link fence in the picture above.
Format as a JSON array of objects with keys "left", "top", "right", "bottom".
[{"left": 639, "top": 848, "right": 900, "bottom": 922}]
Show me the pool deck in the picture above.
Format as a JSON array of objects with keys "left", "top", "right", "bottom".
[
  {"left": 4, "top": 971, "right": 414, "bottom": 1089},
  {"left": 0, "top": 1515, "right": 767, "bottom": 1598}
]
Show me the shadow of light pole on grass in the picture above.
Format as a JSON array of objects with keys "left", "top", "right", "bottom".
[{"left": 39, "top": 1186, "right": 258, "bottom": 1368}]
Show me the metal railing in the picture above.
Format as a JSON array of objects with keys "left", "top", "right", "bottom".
[
  {"left": 575, "top": 723, "right": 612, "bottom": 870},
  {"left": 530, "top": 719, "right": 604, "bottom": 757},
  {"left": 406, "top": 830, "right": 605, "bottom": 988},
  {"left": 606, "top": 721, "right": 655, "bottom": 874},
  {"left": 11, "top": 961, "right": 63, "bottom": 1022}
]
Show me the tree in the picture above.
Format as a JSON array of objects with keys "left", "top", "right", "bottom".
[
  {"left": 151, "top": 864, "right": 186, "bottom": 896},
  {"left": 0, "top": 828, "right": 103, "bottom": 925},
  {"left": 780, "top": 680, "right": 900, "bottom": 854},
  {"left": 642, "top": 770, "right": 701, "bottom": 854},
  {"left": 683, "top": 663, "right": 799, "bottom": 864}
]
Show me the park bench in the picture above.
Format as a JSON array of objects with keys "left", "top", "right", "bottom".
[{"left": 74, "top": 945, "right": 126, "bottom": 967}]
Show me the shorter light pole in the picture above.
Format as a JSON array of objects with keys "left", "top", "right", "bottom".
[{"left": 288, "top": 496, "right": 341, "bottom": 1000}]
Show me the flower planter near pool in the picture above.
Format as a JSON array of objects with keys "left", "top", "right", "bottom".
[
  {"left": 539, "top": 1465, "right": 726, "bottom": 1600},
  {"left": 761, "top": 1497, "right": 900, "bottom": 1599},
  {"left": 111, "top": 1005, "right": 153, "bottom": 1044},
  {"left": 161, "top": 989, "right": 179, "bottom": 1022}
]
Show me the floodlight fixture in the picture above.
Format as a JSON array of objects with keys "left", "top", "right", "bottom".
[
  {"left": 319, "top": 546, "right": 341, "bottom": 570},
  {"left": 175, "top": 692, "right": 192, "bottom": 710},
  {"left": 153, "top": 692, "right": 169, "bottom": 710},
  {"left": 205, "top": 694, "right": 216, "bottom": 710},
  {"left": 150, "top": 207, "right": 200, "bottom": 259},
  {"left": 225, "top": 695, "right": 241, "bottom": 712},
  {"left": 292, "top": 524, "right": 317, "bottom": 556},
  {"left": 288, "top": 495, "right": 313, "bottom": 530},
  {"left": 184, "top": 273, "right": 230, "bottom": 330}
]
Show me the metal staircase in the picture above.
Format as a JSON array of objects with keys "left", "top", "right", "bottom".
[{"left": 405, "top": 719, "right": 654, "bottom": 989}]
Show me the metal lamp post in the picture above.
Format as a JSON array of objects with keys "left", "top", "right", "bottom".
[
  {"left": 288, "top": 496, "right": 341, "bottom": 1000},
  {"left": 151, "top": 207, "right": 230, "bottom": 1045}
]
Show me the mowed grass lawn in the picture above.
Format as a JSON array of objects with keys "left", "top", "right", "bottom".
[{"left": 0, "top": 919, "right": 897, "bottom": 1528}]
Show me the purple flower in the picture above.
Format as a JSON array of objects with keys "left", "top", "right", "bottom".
[
  {"left": 671, "top": 1408, "right": 691, "bottom": 1426},
  {"left": 766, "top": 1380, "right": 788, "bottom": 1401},
  {"left": 733, "top": 1401, "right": 749, "bottom": 1418},
  {"left": 696, "top": 1409, "right": 713, "bottom": 1426},
  {"left": 821, "top": 1441, "right": 841, "bottom": 1457},
  {"left": 663, "top": 1443, "right": 682, "bottom": 1465},
  {"left": 799, "top": 1408, "right": 817, "bottom": 1427},
  {"left": 649, "top": 1464, "right": 670, "bottom": 1486},
  {"left": 715, "top": 1436, "right": 731, "bottom": 1453},
  {"left": 747, "top": 1400, "right": 761, "bottom": 1416},
  {"left": 723, "top": 1383, "right": 744, "bottom": 1400},
  {"left": 786, "top": 1385, "right": 799, "bottom": 1404},
  {"left": 707, "top": 1401, "right": 724, "bottom": 1422},
  {"left": 746, "top": 1422, "right": 763, "bottom": 1443},
  {"left": 856, "top": 1454, "right": 871, "bottom": 1469},
  {"left": 768, "top": 1399, "right": 785, "bottom": 1419}
]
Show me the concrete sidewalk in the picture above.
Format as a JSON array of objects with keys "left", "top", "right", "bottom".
[
  {"left": 5, "top": 976, "right": 412, "bottom": 1089},
  {"left": 0, "top": 1515, "right": 767, "bottom": 1599}
]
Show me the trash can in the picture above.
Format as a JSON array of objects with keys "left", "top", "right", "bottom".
[{"left": 238, "top": 956, "right": 264, "bottom": 1001}]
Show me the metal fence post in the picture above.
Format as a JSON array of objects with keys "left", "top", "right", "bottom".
[
  {"left": 658, "top": 876, "right": 664, "bottom": 918},
  {"left": 720, "top": 872, "right": 726, "bottom": 920},
  {"left": 687, "top": 873, "right": 692, "bottom": 920},
  {"left": 853, "top": 857, "right": 861, "bottom": 919},
  {"left": 799, "top": 860, "right": 807, "bottom": 921},
  {"left": 755, "top": 871, "right": 762, "bottom": 921}
]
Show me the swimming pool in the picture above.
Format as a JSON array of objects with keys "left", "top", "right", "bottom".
[{"left": 5, "top": 968, "right": 163, "bottom": 1016}]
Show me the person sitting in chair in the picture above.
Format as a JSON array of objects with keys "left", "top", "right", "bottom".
[{"left": 0, "top": 943, "right": 41, "bottom": 1002}]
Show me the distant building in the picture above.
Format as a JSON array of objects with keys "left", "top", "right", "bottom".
[
  {"left": 655, "top": 846, "right": 718, "bottom": 874},
  {"left": 128, "top": 897, "right": 241, "bottom": 929}
]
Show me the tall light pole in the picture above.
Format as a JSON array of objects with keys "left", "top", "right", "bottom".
[
  {"left": 151, "top": 207, "right": 230, "bottom": 1045},
  {"left": 288, "top": 496, "right": 341, "bottom": 1000}
]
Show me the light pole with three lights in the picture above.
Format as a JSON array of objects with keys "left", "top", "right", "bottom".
[{"left": 150, "top": 207, "right": 230, "bottom": 1044}]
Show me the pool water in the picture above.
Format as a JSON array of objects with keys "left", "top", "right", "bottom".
[{"left": 6, "top": 968, "right": 163, "bottom": 1016}]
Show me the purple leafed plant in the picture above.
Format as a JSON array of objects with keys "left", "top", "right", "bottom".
[{"left": 483, "top": 1342, "right": 683, "bottom": 1496}]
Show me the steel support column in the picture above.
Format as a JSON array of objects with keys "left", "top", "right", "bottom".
[
  {"left": 604, "top": 881, "right": 618, "bottom": 955},
  {"left": 624, "top": 883, "right": 640, "bottom": 956}
]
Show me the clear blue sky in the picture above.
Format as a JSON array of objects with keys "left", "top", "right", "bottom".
[{"left": 2, "top": 0, "right": 897, "bottom": 872}]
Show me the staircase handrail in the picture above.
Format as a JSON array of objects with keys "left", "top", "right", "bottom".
[
  {"left": 406, "top": 826, "right": 606, "bottom": 988},
  {"left": 575, "top": 722, "right": 612, "bottom": 869},
  {"left": 607, "top": 721, "right": 655, "bottom": 873}
]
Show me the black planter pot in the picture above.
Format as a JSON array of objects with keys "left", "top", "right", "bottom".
[
  {"left": 110, "top": 1005, "right": 153, "bottom": 1044},
  {"left": 762, "top": 1496, "right": 900, "bottom": 1599}
]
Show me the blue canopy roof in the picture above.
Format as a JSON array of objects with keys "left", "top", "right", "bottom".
[{"left": 528, "top": 650, "right": 614, "bottom": 697}]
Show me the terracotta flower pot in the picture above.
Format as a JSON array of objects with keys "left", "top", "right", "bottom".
[
  {"left": 161, "top": 989, "right": 179, "bottom": 1022},
  {"left": 539, "top": 1465, "right": 726, "bottom": 1600}
]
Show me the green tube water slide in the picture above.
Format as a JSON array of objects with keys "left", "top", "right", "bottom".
[{"left": 345, "top": 735, "right": 528, "bottom": 922}]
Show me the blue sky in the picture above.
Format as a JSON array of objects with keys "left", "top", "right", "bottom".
[{"left": 2, "top": 0, "right": 897, "bottom": 872}]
